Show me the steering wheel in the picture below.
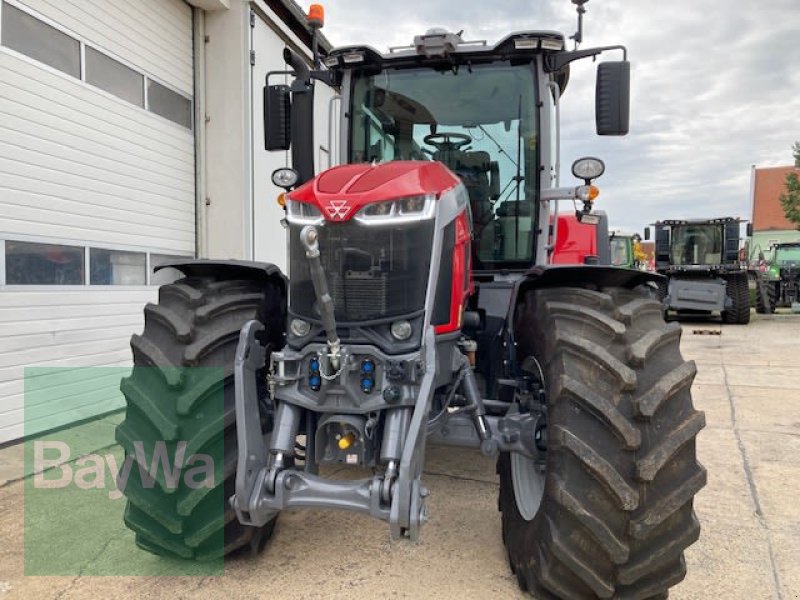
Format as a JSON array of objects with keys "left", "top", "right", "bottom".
[{"left": 423, "top": 132, "right": 472, "bottom": 151}]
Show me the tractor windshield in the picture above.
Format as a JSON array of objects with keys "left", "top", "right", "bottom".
[
  {"left": 670, "top": 224, "right": 724, "bottom": 266},
  {"left": 349, "top": 62, "right": 538, "bottom": 270},
  {"left": 774, "top": 245, "right": 800, "bottom": 266}
]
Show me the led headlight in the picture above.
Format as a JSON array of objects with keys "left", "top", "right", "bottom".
[
  {"left": 355, "top": 195, "right": 435, "bottom": 225},
  {"left": 286, "top": 200, "right": 324, "bottom": 225},
  {"left": 390, "top": 320, "right": 413, "bottom": 341}
]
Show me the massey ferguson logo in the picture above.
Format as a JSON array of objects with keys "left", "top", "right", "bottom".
[{"left": 325, "top": 200, "right": 350, "bottom": 220}]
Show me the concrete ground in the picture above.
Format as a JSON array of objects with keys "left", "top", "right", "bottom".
[{"left": 0, "top": 312, "right": 798, "bottom": 599}]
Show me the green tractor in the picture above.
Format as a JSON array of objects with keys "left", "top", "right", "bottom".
[
  {"left": 609, "top": 231, "right": 639, "bottom": 269},
  {"left": 755, "top": 242, "right": 800, "bottom": 313}
]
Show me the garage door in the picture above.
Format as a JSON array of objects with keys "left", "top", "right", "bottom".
[{"left": 0, "top": 0, "right": 195, "bottom": 443}]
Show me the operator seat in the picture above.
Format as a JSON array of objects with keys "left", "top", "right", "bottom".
[{"left": 479, "top": 201, "right": 533, "bottom": 262}]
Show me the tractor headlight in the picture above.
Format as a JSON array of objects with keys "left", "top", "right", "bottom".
[
  {"left": 355, "top": 195, "right": 435, "bottom": 225},
  {"left": 286, "top": 200, "right": 324, "bottom": 225},
  {"left": 290, "top": 318, "right": 311, "bottom": 337},
  {"left": 390, "top": 320, "right": 413, "bottom": 340}
]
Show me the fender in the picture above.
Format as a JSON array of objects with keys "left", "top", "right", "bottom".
[
  {"left": 157, "top": 259, "right": 287, "bottom": 290},
  {"left": 516, "top": 264, "right": 663, "bottom": 298}
]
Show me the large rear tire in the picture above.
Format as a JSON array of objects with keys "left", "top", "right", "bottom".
[
  {"left": 721, "top": 272, "right": 750, "bottom": 324},
  {"left": 115, "top": 275, "right": 285, "bottom": 559},
  {"left": 499, "top": 285, "right": 706, "bottom": 599}
]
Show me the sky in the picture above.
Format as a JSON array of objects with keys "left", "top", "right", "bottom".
[{"left": 306, "top": 0, "right": 800, "bottom": 232}]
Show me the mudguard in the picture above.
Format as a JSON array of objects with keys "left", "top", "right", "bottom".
[
  {"left": 156, "top": 259, "right": 287, "bottom": 289},
  {"left": 515, "top": 265, "right": 663, "bottom": 299}
]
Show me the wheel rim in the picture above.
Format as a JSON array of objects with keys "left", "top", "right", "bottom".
[{"left": 510, "top": 452, "right": 545, "bottom": 521}]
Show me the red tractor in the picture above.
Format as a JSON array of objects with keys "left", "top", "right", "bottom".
[
  {"left": 551, "top": 211, "right": 611, "bottom": 265},
  {"left": 117, "top": 3, "right": 705, "bottom": 597}
]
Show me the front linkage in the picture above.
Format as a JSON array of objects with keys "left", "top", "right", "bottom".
[{"left": 230, "top": 317, "right": 547, "bottom": 541}]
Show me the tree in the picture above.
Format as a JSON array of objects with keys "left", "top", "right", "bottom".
[{"left": 779, "top": 141, "right": 800, "bottom": 230}]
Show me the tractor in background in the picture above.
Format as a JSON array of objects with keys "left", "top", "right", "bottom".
[
  {"left": 609, "top": 230, "right": 641, "bottom": 269},
  {"left": 755, "top": 241, "right": 800, "bottom": 313},
  {"left": 551, "top": 211, "right": 611, "bottom": 265},
  {"left": 116, "top": 3, "right": 705, "bottom": 598},
  {"left": 645, "top": 217, "right": 750, "bottom": 323}
]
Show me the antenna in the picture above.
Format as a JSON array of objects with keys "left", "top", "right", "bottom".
[{"left": 570, "top": 0, "right": 589, "bottom": 49}]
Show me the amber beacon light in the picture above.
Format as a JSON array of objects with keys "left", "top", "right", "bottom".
[{"left": 307, "top": 4, "right": 324, "bottom": 28}]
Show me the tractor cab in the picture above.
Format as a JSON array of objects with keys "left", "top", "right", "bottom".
[{"left": 267, "top": 28, "right": 630, "bottom": 273}]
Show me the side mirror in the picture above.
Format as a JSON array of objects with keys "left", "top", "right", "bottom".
[
  {"left": 746, "top": 223, "right": 753, "bottom": 237},
  {"left": 644, "top": 227, "right": 651, "bottom": 241},
  {"left": 264, "top": 84, "right": 291, "bottom": 151},
  {"left": 596, "top": 61, "right": 630, "bottom": 136}
]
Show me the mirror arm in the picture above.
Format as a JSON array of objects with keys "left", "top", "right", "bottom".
[
  {"left": 545, "top": 44, "right": 627, "bottom": 72},
  {"left": 311, "top": 69, "right": 340, "bottom": 87}
]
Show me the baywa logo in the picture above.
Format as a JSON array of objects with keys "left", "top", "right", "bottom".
[{"left": 33, "top": 440, "right": 215, "bottom": 500}]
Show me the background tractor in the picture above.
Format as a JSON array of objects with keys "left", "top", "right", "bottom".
[
  {"left": 755, "top": 242, "right": 800, "bottom": 313},
  {"left": 550, "top": 211, "right": 611, "bottom": 265},
  {"left": 116, "top": 3, "right": 705, "bottom": 598},
  {"left": 645, "top": 217, "right": 750, "bottom": 323},
  {"left": 609, "top": 230, "right": 642, "bottom": 269}
]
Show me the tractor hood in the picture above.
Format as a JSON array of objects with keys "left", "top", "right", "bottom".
[{"left": 287, "top": 161, "right": 459, "bottom": 222}]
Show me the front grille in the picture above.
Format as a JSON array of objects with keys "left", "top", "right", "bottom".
[
  {"left": 289, "top": 220, "right": 434, "bottom": 323},
  {"left": 331, "top": 271, "right": 389, "bottom": 321}
]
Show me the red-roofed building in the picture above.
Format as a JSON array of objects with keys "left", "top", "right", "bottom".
[{"left": 750, "top": 165, "right": 800, "bottom": 259}]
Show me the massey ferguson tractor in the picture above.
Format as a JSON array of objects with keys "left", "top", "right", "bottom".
[{"left": 116, "top": 3, "right": 705, "bottom": 598}]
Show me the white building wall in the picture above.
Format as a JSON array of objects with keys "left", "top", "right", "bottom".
[{"left": 0, "top": 0, "right": 195, "bottom": 443}]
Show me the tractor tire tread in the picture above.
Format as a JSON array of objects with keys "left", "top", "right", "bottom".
[
  {"left": 500, "top": 284, "right": 705, "bottom": 598},
  {"left": 116, "top": 275, "right": 284, "bottom": 560}
]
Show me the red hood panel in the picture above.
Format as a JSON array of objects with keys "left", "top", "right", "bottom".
[{"left": 288, "top": 161, "right": 460, "bottom": 222}]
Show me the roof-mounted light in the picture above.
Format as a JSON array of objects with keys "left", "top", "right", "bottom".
[
  {"left": 514, "top": 38, "right": 539, "bottom": 50},
  {"left": 540, "top": 38, "right": 564, "bottom": 51},
  {"left": 322, "top": 55, "right": 340, "bottom": 68},
  {"left": 307, "top": 4, "right": 324, "bottom": 28},
  {"left": 342, "top": 51, "right": 366, "bottom": 64}
]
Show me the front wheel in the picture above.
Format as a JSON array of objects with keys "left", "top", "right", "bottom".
[
  {"left": 500, "top": 285, "right": 706, "bottom": 599},
  {"left": 115, "top": 275, "right": 285, "bottom": 559}
]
